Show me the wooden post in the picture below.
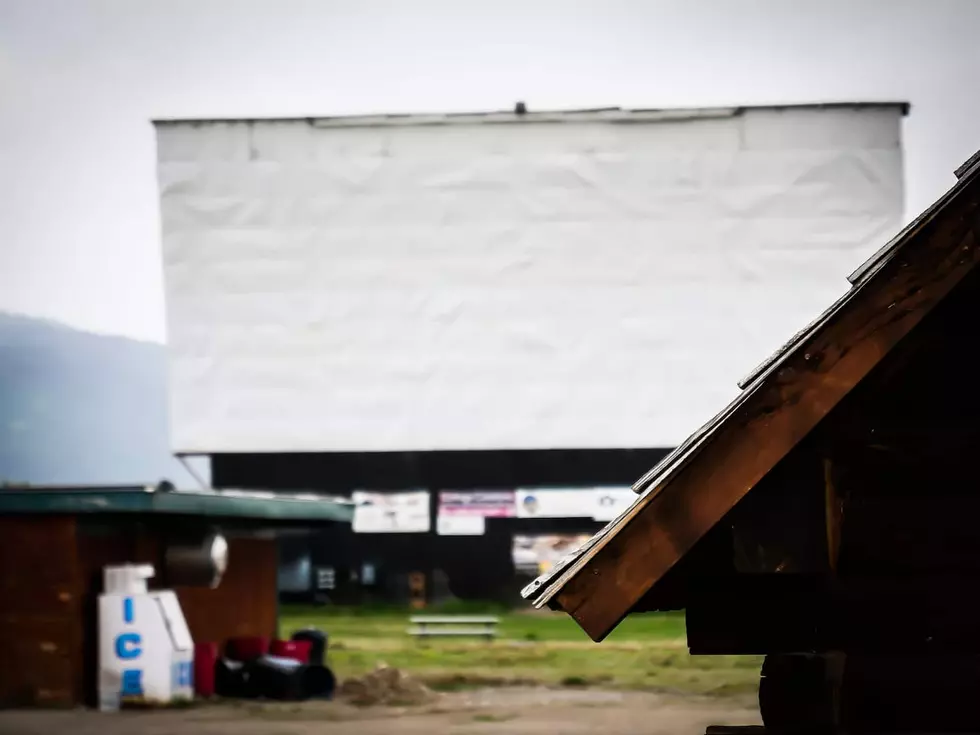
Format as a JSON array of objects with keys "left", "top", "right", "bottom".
[{"left": 409, "top": 571, "right": 426, "bottom": 610}]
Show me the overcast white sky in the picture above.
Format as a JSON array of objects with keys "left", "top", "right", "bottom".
[{"left": 2, "top": 0, "right": 980, "bottom": 343}]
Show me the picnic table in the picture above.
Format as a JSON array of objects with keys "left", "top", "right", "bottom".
[{"left": 406, "top": 615, "right": 499, "bottom": 641}]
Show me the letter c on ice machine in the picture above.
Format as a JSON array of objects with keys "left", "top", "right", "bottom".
[{"left": 98, "top": 564, "right": 195, "bottom": 711}]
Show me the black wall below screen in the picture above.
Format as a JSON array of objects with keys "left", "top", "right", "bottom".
[
  {"left": 212, "top": 448, "right": 671, "bottom": 491},
  {"left": 220, "top": 448, "right": 673, "bottom": 605}
]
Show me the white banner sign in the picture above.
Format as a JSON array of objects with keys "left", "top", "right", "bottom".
[
  {"left": 436, "top": 514, "right": 486, "bottom": 536},
  {"left": 515, "top": 488, "right": 594, "bottom": 519},
  {"left": 591, "top": 487, "right": 638, "bottom": 522},
  {"left": 438, "top": 490, "right": 516, "bottom": 517},
  {"left": 352, "top": 490, "right": 430, "bottom": 533},
  {"left": 514, "top": 487, "right": 635, "bottom": 520}
]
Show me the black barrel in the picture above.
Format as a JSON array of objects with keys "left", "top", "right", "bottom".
[
  {"left": 248, "top": 656, "right": 305, "bottom": 700},
  {"left": 246, "top": 655, "right": 337, "bottom": 701},
  {"left": 303, "top": 664, "right": 337, "bottom": 700},
  {"left": 290, "top": 628, "right": 328, "bottom": 666},
  {"left": 215, "top": 658, "right": 252, "bottom": 699}
]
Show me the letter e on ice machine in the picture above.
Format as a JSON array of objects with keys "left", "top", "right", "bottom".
[{"left": 98, "top": 564, "right": 194, "bottom": 710}]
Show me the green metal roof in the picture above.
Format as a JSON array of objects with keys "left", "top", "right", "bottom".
[{"left": 0, "top": 485, "right": 353, "bottom": 523}]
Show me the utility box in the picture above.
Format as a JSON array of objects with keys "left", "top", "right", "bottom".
[{"left": 98, "top": 564, "right": 195, "bottom": 711}]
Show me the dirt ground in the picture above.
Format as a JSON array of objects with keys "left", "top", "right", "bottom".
[{"left": 0, "top": 688, "right": 761, "bottom": 735}]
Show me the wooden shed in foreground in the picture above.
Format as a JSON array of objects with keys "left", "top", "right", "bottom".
[{"left": 523, "top": 149, "right": 980, "bottom": 732}]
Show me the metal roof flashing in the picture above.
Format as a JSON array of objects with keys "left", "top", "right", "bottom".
[
  {"left": 0, "top": 484, "right": 354, "bottom": 523},
  {"left": 151, "top": 101, "right": 909, "bottom": 128}
]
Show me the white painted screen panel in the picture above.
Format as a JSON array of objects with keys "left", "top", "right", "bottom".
[{"left": 157, "top": 106, "right": 904, "bottom": 453}]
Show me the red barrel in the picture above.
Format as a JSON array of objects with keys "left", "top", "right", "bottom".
[
  {"left": 194, "top": 642, "right": 218, "bottom": 698},
  {"left": 226, "top": 636, "right": 269, "bottom": 662},
  {"left": 269, "top": 639, "right": 312, "bottom": 664}
]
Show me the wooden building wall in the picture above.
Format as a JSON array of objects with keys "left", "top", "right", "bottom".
[
  {"left": 0, "top": 516, "right": 81, "bottom": 707},
  {"left": 0, "top": 515, "right": 278, "bottom": 708}
]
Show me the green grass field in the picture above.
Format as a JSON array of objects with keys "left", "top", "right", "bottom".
[{"left": 280, "top": 604, "right": 762, "bottom": 697}]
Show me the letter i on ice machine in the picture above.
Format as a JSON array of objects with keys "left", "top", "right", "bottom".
[{"left": 99, "top": 564, "right": 195, "bottom": 711}]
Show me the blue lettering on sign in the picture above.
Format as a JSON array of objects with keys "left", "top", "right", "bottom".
[
  {"left": 121, "top": 669, "right": 143, "bottom": 697},
  {"left": 115, "top": 632, "right": 142, "bottom": 659},
  {"left": 123, "top": 597, "right": 134, "bottom": 624},
  {"left": 172, "top": 661, "right": 193, "bottom": 690}
]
